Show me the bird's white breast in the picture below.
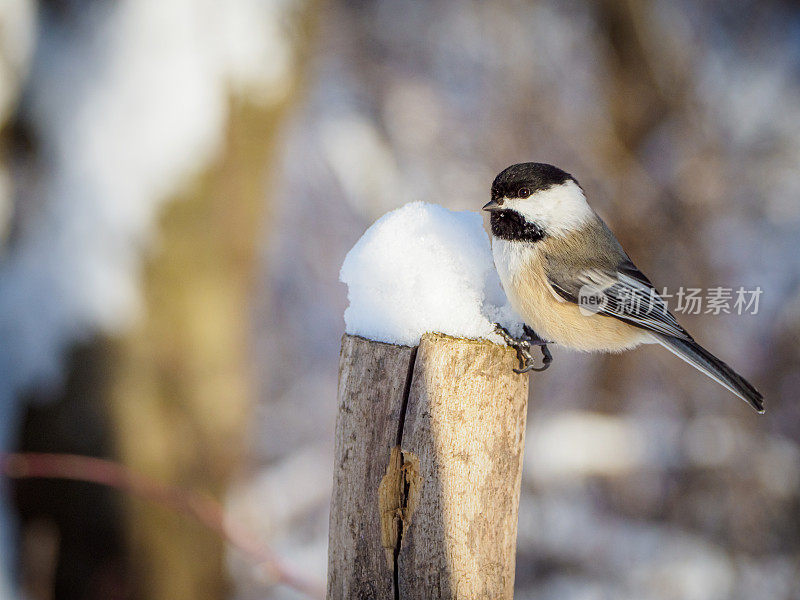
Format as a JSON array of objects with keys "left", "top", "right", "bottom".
[{"left": 491, "top": 238, "right": 532, "bottom": 287}]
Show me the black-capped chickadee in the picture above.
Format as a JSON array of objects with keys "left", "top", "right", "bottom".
[{"left": 485, "top": 162, "right": 764, "bottom": 414}]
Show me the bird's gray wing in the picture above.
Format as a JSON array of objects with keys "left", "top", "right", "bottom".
[{"left": 546, "top": 255, "right": 693, "bottom": 341}]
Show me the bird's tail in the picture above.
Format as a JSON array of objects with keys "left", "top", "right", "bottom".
[{"left": 653, "top": 334, "right": 764, "bottom": 414}]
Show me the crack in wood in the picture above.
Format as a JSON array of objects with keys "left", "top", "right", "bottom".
[
  {"left": 390, "top": 348, "right": 419, "bottom": 600},
  {"left": 395, "top": 347, "right": 418, "bottom": 447},
  {"left": 388, "top": 346, "right": 419, "bottom": 600}
]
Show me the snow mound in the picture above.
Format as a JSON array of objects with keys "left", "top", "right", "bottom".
[{"left": 340, "top": 202, "right": 521, "bottom": 346}]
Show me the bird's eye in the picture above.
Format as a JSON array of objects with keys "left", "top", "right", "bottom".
[{"left": 518, "top": 187, "right": 531, "bottom": 199}]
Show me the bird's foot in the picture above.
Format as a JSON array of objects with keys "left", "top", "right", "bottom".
[
  {"left": 494, "top": 324, "right": 553, "bottom": 373},
  {"left": 523, "top": 324, "right": 549, "bottom": 346}
]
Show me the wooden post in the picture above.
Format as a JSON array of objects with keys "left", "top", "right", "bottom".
[{"left": 327, "top": 332, "right": 530, "bottom": 599}]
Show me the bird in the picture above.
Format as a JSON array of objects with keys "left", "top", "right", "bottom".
[{"left": 484, "top": 162, "right": 764, "bottom": 414}]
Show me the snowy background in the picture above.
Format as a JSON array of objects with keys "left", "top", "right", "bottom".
[{"left": 2, "top": 1, "right": 800, "bottom": 599}]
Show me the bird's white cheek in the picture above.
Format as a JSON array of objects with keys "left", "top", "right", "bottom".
[
  {"left": 503, "top": 198, "right": 553, "bottom": 233},
  {"left": 506, "top": 181, "right": 594, "bottom": 236}
]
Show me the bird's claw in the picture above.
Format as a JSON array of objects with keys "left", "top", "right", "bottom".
[
  {"left": 515, "top": 343, "right": 552, "bottom": 373},
  {"left": 494, "top": 324, "right": 553, "bottom": 373}
]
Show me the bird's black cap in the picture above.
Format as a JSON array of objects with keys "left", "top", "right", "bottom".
[{"left": 490, "top": 163, "right": 577, "bottom": 201}]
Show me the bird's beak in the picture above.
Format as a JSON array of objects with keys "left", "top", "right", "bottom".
[{"left": 482, "top": 199, "right": 502, "bottom": 211}]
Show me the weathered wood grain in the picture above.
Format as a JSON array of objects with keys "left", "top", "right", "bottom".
[
  {"left": 398, "top": 333, "right": 529, "bottom": 599},
  {"left": 327, "top": 332, "right": 530, "bottom": 599},
  {"left": 327, "top": 335, "right": 417, "bottom": 600}
]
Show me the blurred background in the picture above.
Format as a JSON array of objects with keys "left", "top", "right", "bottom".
[{"left": 1, "top": 0, "right": 799, "bottom": 599}]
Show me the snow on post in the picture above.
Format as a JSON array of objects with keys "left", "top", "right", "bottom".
[
  {"left": 339, "top": 201, "right": 522, "bottom": 345},
  {"left": 328, "top": 202, "right": 531, "bottom": 599}
]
